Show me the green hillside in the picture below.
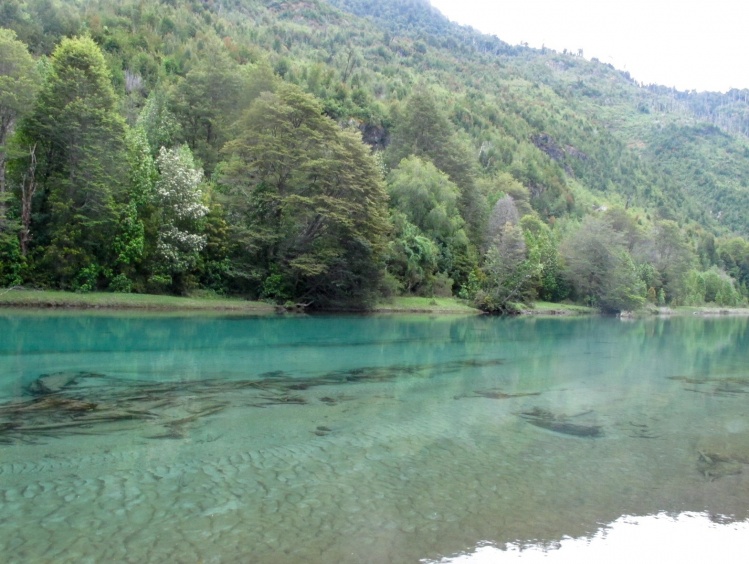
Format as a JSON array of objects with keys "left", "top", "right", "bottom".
[{"left": 1, "top": 0, "right": 748, "bottom": 311}]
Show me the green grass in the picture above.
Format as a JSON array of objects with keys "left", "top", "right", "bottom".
[
  {"left": 373, "top": 296, "right": 480, "bottom": 314},
  {"left": 0, "top": 288, "right": 276, "bottom": 312},
  {"left": 657, "top": 305, "right": 749, "bottom": 316},
  {"left": 521, "top": 301, "right": 597, "bottom": 315}
]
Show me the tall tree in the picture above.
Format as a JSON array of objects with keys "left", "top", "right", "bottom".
[
  {"left": 136, "top": 88, "right": 182, "bottom": 157},
  {"left": 485, "top": 194, "right": 520, "bottom": 252},
  {"left": 560, "top": 216, "right": 645, "bottom": 312},
  {"left": 385, "top": 211, "right": 440, "bottom": 294},
  {"left": 478, "top": 221, "right": 540, "bottom": 313},
  {"left": 17, "top": 36, "right": 127, "bottom": 289},
  {"left": 220, "top": 83, "right": 389, "bottom": 308},
  {"left": 386, "top": 155, "right": 472, "bottom": 285},
  {"left": 520, "top": 214, "right": 567, "bottom": 302},
  {"left": 647, "top": 220, "right": 696, "bottom": 304},
  {"left": 386, "top": 87, "right": 485, "bottom": 242},
  {"left": 0, "top": 29, "right": 37, "bottom": 219},
  {"left": 171, "top": 48, "right": 244, "bottom": 174},
  {"left": 151, "top": 145, "right": 208, "bottom": 293}
]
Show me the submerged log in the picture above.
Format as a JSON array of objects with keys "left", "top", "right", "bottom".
[
  {"left": 28, "top": 372, "right": 81, "bottom": 395},
  {"left": 523, "top": 418, "right": 603, "bottom": 437},
  {"left": 519, "top": 407, "right": 603, "bottom": 438},
  {"left": 471, "top": 389, "right": 541, "bottom": 400}
]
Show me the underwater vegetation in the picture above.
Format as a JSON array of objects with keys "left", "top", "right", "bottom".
[
  {"left": 454, "top": 388, "right": 541, "bottom": 400},
  {"left": 696, "top": 450, "right": 747, "bottom": 481},
  {"left": 0, "top": 357, "right": 506, "bottom": 444},
  {"left": 668, "top": 374, "right": 749, "bottom": 396}
]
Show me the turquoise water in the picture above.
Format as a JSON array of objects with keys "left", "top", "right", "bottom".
[{"left": 1, "top": 312, "right": 749, "bottom": 562}]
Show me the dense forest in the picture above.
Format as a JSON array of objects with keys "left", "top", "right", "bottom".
[{"left": 1, "top": 0, "right": 749, "bottom": 312}]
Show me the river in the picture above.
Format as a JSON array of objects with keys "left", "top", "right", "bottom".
[{"left": 1, "top": 312, "right": 748, "bottom": 562}]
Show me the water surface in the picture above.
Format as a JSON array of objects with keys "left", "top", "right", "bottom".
[{"left": 1, "top": 312, "right": 748, "bottom": 562}]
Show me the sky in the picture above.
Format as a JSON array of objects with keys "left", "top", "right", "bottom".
[{"left": 428, "top": 0, "right": 748, "bottom": 93}]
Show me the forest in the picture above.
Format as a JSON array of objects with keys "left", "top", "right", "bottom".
[{"left": 1, "top": 0, "right": 749, "bottom": 312}]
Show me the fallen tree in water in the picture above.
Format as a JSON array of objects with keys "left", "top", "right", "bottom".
[{"left": 518, "top": 407, "right": 603, "bottom": 438}]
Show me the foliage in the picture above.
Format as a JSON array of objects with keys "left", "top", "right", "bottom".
[
  {"left": 153, "top": 144, "right": 208, "bottom": 292},
  {"left": 385, "top": 211, "right": 439, "bottom": 294},
  {"left": 0, "top": 0, "right": 748, "bottom": 311},
  {"left": 684, "top": 267, "right": 743, "bottom": 306},
  {"left": 386, "top": 155, "right": 472, "bottom": 286},
  {"left": 560, "top": 216, "right": 646, "bottom": 312},
  {"left": 477, "top": 221, "right": 541, "bottom": 314},
  {"left": 0, "top": 28, "right": 38, "bottom": 202},
  {"left": 220, "top": 83, "right": 389, "bottom": 308},
  {"left": 16, "top": 35, "right": 127, "bottom": 289}
]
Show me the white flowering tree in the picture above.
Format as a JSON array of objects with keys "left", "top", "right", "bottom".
[{"left": 154, "top": 145, "right": 208, "bottom": 284}]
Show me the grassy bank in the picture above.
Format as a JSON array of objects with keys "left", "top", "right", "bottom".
[
  {"left": 6, "top": 288, "right": 741, "bottom": 317},
  {"left": 0, "top": 289, "right": 478, "bottom": 315},
  {"left": 372, "top": 296, "right": 480, "bottom": 314},
  {"left": 0, "top": 288, "right": 276, "bottom": 312},
  {"left": 519, "top": 301, "right": 597, "bottom": 316},
  {"left": 643, "top": 305, "right": 749, "bottom": 316}
]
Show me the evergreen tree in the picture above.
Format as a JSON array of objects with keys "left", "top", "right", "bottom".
[
  {"left": 18, "top": 36, "right": 127, "bottom": 290},
  {"left": 0, "top": 29, "right": 37, "bottom": 285},
  {"left": 385, "top": 87, "right": 486, "bottom": 243},
  {"left": 0, "top": 28, "right": 37, "bottom": 211}
]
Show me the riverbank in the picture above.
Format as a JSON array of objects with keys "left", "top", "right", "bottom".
[
  {"left": 640, "top": 304, "right": 749, "bottom": 317},
  {"left": 1, "top": 288, "right": 746, "bottom": 316},
  {"left": 0, "top": 289, "right": 479, "bottom": 314},
  {"left": 371, "top": 296, "right": 480, "bottom": 314},
  {"left": 0, "top": 288, "right": 276, "bottom": 313}
]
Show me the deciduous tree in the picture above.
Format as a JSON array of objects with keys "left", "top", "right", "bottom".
[
  {"left": 152, "top": 144, "right": 208, "bottom": 292},
  {"left": 220, "top": 83, "right": 389, "bottom": 308},
  {"left": 561, "top": 217, "right": 645, "bottom": 311}
]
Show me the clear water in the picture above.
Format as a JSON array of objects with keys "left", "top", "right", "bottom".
[{"left": 1, "top": 311, "right": 749, "bottom": 563}]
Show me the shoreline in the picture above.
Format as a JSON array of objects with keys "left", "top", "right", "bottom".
[{"left": 0, "top": 288, "right": 747, "bottom": 317}]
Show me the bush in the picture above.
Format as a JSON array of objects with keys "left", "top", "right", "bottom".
[{"left": 109, "top": 274, "right": 133, "bottom": 293}]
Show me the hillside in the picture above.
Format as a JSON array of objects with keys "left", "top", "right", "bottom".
[{"left": 0, "top": 0, "right": 748, "bottom": 311}]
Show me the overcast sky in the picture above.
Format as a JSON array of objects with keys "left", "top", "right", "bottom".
[{"left": 429, "top": 0, "right": 748, "bottom": 93}]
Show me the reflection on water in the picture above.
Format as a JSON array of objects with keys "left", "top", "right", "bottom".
[
  {"left": 1, "top": 312, "right": 749, "bottom": 563},
  {"left": 437, "top": 512, "right": 749, "bottom": 563}
]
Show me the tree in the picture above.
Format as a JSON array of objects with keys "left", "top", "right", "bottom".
[
  {"left": 109, "top": 125, "right": 158, "bottom": 291},
  {"left": 520, "top": 214, "right": 567, "bottom": 302},
  {"left": 716, "top": 236, "right": 749, "bottom": 295},
  {"left": 17, "top": 36, "right": 127, "bottom": 289},
  {"left": 171, "top": 48, "right": 244, "bottom": 174},
  {"left": 560, "top": 217, "right": 645, "bottom": 312},
  {"left": 136, "top": 88, "right": 181, "bottom": 156},
  {"left": 220, "top": 83, "right": 389, "bottom": 308},
  {"left": 386, "top": 88, "right": 472, "bottom": 187},
  {"left": 152, "top": 145, "right": 208, "bottom": 292},
  {"left": 385, "top": 211, "right": 440, "bottom": 294},
  {"left": 485, "top": 194, "right": 520, "bottom": 252},
  {"left": 0, "top": 29, "right": 37, "bottom": 219},
  {"left": 683, "top": 267, "right": 742, "bottom": 306},
  {"left": 647, "top": 220, "right": 696, "bottom": 305},
  {"left": 387, "top": 155, "right": 473, "bottom": 288},
  {"left": 385, "top": 87, "right": 485, "bottom": 243},
  {"left": 478, "top": 221, "right": 540, "bottom": 313}
]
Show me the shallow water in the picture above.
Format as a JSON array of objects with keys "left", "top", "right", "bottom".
[{"left": 1, "top": 312, "right": 749, "bottom": 563}]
